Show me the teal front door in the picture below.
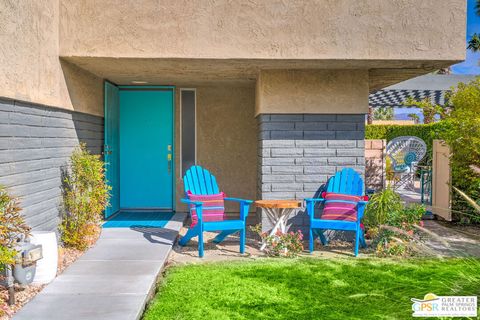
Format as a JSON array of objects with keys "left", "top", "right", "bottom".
[{"left": 119, "top": 87, "right": 174, "bottom": 210}]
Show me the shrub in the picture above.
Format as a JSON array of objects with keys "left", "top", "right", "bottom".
[
  {"left": 403, "top": 97, "right": 445, "bottom": 124},
  {"left": 0, "top": 186, "right": 30, "bottom": 269},
  {"left": 250, "top": 225, "right": 304, "bottom": 258},
  {"left": 364, "top": 188, "right": 403, "bottom": 229},
  {"left": 375, "top": 231, "right": 409, "bottom": 257},
  {"left": 385, "top": 157, "right": 394, "bottom": 181},
  {"left": 364, "top": 189, "right": 426, "bottom": 257},
  {"left": 0, "top": 246, "right": 16, "bottom": 272},
  {"left": 60, "top": 144, "right": 110, "bottom": 250},
  {"left": 386, "top": 203, "right": 425, "bottom": 231},
  {"left": 365, "top": 125, "right": 389, "bottom": 140},
  {"left": 0, "top": 186, "right": 30, "bottom": 316},
  {"left": 437, "top": 78, "right": 480, "bottom": 223}
]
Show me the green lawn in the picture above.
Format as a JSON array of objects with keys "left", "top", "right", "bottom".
[{"left": 144, "top": 258, "right": 480, "bottom": 320}]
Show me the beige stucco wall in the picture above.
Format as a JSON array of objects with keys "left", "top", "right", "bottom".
[
  {"left": 1, "top": 0, "right": 466, "bottom": 112},
  {"left": 59, "top": 0, "right": 465, "bottom": 62},
  {"left": 59, "top": 60, "right": 104, "bottom": 116},
  {"left": 256, "top": 70, "right": 369, "bottom": 115},
  {"left": 1, "top": 0, "right": 59, "bottom": 107},
  {"left": 0, "top": 0, "right": 103, "bottom": 116},
  {"left": 174, "top": 85, "right": 257, "bottom": 212}
]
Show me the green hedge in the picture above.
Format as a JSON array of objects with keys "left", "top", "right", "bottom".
[{"left": 365, "top": 123, "right": 442, "bottom": 155}]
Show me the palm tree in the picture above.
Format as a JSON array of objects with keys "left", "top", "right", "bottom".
[
  {"left": 367, "top": 106, "right": 373, "bottom": 124},
  {"left": 373, "top": 107, "right": 394, "bottom": 121},
  {"left": 467, "top": 33, "right": 480, "bottom": 53},
  {"left": 408, "top": 113, "right": 420, "bottom": 124},
  {"left": 468, "top": 1, "right": 480, "bottom": 52},
  {"left": 404, "top": 97, "right": 441, "bottom": 124}
]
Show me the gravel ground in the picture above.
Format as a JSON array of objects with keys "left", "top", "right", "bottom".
[
  {"left": 0, "top": 227, "right": 100, "bottom": 319},
  {"left": 0, "top": 284, "right": 44, "bottom": 319},
  {"left": 168, "top": 227, "right": 363, "bottom": 265}
]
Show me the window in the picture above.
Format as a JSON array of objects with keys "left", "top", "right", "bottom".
[{"left": 181, "top": 89, "right": 196, "bottom": 176}]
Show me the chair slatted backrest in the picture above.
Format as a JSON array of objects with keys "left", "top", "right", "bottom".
[
  {"left": 326, "top": 168, "right": 364, "bottom": 196},
  {"left": 183, "top": 165, "right": 220, "bottom": 195}
]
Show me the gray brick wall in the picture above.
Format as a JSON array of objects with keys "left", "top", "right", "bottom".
[
  {"left": 258, "top": 114, "right": 365, "bottom": 236},
  {"left": 0, "top": 98, "right": 103, "bottom": 231}
]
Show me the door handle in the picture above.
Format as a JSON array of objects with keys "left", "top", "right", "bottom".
[
  {"left": 103, "top": 144, "right": 113, "bottom": 155},
  {"left": 167, "top": 154, "right": 172, "bottom": 173}
]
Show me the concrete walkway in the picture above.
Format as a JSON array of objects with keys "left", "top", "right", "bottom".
[
  {"left": 14, "top": 212, "right": 185, "bottom": 320},
  {"left": 423, "top": 220, "right": 480, "bottom": 257}
]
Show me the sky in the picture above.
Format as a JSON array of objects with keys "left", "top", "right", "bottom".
[
  {"left": 392, "top": 1, "right": 479, "bottom": 120},
  {"left": 451, "top": 0, "right": 480, "bottom": 74}
]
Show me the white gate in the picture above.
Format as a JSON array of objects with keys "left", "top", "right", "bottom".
[{"left": 431, "top": 140, "right": 452, "bottom": 221}]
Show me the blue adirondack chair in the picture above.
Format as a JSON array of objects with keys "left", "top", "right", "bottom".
[
  {"left": 179, "top": 166, "right": 253, "bottom": 257},
  {"left": 305, "top": 168, "right": 368, "bottom": 256}
]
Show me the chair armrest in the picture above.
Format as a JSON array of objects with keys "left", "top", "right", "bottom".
[
  {"left": 181, "top": 198, "right": 203, "bottom": 220},
  {"left": 357, "top": 200, "right": 368, "bottom": 221},
  {"left": 224, "top": 197, "right": 254, "bottom": 204},
  {"left": 305, "top": 198, "right": 325, "bottom": 221},
  {"left": 224, "top": 198, "right": 253, "bottom": 221},
  {"left": 181, "top": 198, "right": 203, "bottom": 206}
]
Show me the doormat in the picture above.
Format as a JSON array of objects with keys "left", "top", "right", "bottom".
[{"left": 103, "top": 211, "right": 174, "bottom": 228}]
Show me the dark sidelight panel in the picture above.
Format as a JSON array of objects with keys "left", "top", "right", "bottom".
[{"left": 181, "top": 89, "right": 196, "bottom": 176}]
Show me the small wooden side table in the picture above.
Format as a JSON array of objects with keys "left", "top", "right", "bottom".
[{"left": 254, "top": 200, "right": 302, "bottom": 251}]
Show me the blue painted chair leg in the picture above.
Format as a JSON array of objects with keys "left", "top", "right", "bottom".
[
  {"left": 309, "top": 228, "right": 315, "bottom": 253},
  {"left": 354, "top": 229, "right": 360, "bottom": 257},
  {"left": 319, "top": 230, "right": 328, "bottom": 246},
  {"left": 179, "top": 227, "right": 198, "bottom": 246},
  {"left": 240, "top": 228, "right": 245, "bottom": 254},
  {"left": 198, "top": 228, "right": 204, "bottom": 258},
  {"left": 213, "top": 230, "right": 238, "bottom": 244},
  {"left": 360, "top": 231, "right": 367, "bottom": 248}
]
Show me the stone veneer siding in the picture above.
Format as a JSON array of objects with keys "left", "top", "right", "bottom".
[
  {"left": 258, "top": 114, "right": 365, "bottom": 236},
  {"left": 0, "top": 98, "right": 103, "bottom": 231}
]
